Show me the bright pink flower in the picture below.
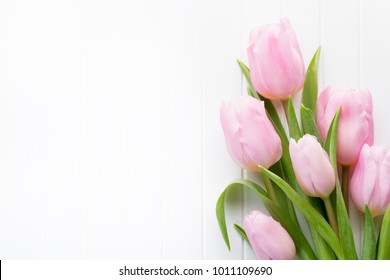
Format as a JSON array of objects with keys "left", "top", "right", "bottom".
[
  {"left": 350, "top": 144, "right": 390, "bottom": 216},
  {"left": 289, "top": 135, "right": 335, "bottom": 198},
  {"left": 317, "top": 86, "right": 374, "bottom": 165},
  {"left": 247, "top": 18, "right": 305, "bottom": 100},
  {"left": 243, "top": 211, "right": 296, "bottom": 260},
  {"left": 220, "top": 96, "right": 282, "bottom": 171}
]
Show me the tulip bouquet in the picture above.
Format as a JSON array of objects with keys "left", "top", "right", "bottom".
[{"left": 216, "top": 18, "right": 390, "bottom": 260}]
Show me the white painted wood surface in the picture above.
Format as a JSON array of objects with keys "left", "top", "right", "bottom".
[{"left": 0, "top": 0, "right": 389, "bottom": 259}]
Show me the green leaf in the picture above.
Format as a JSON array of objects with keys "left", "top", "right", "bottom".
[
  {"left": 264, "top": 100, "right": 288, "bottom": 141},
  {"left": 259, "top": 167, "right": 343, "bottom": 259},
  {"left": 362, "top": 205, "right": 376, "bottom": 260},
  {"left": 269, "top": 162, "right": 295, "bottom": 214},
  {"left": 269, "top": 126, "right": 300, "bottom": 226},
  {"left": 327, "top": 109, "right": 358, "bottom": 260},
  {"left": 271, "top": 161, "right": 301, "bottom": 228},
  {"left": 302, "top": 47, "right": 321, "bottom": 113},
  {"left": 268, "top": 203, "right": 317, "bottom": 260},
  {"left": 272, "top": 123, "right": 295, "bottom": 186},
  {"left": 246, "top": 87, "right": 259, "bottom": 100},
  {"left": 301, "top": 104, "right": 323, "bottom": 144},
  {"left": 323, "top": 108, "right": 339, "bottom": 153},
  {"left": 286, "top": 96, "right": 302, "bottom": 140},
  {"left": 261, "top": 99, "right": 298, "bottom": 193},
  {"left": 234, "top": 224, "right": 251, "bottom": 247},
  {"left": 237, "top": 60, "right": 259, "bottom": 99},
  {"left": 305, "top": 196, "right": 336, "bottom": 259},
  {"left": 216, "top": 179, "right": 316, "bottom": 260},
  {"left": 270, "top": 160, "right": 286, "bottom": 181},
  {"left": 376, "top": 227, "right": 381, "bottom": 257},
  {"left": 216, "top": 179, "right": 266, "bottom": 251},
  {"left": 309, "top": 227, "right": 336, "bottom": 260},
  {"left": 378, "top": 205, "right": 390, "bottom": 259},
  {"left": 260, "top": 98, "right": 299, "bottom": 190}
]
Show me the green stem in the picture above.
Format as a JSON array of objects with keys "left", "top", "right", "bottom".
[
  {"left": 261, "top": 172, "right": 278, "bottom": 204},
  {"left": 342, "top": 165, "right": 350, "bottom": 213},
  {"left": 282, "top": 99, "right": 289, "bottom": 121},
  {"left": 324, "top": 197, "right": 339, "bottom": 235},
  {"left": 374, "top": 215, "right": 383, "bottom": 240}
]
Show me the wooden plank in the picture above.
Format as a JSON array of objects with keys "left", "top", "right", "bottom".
[
  {"left": 41, "top": 0, "right": 83, "bottom": 258},
  {"left": 3, "top": 0, "right": 46, "bottom": 258},
  {"left": 82, "top": 0, "right": 123, "bottom": 259},
  {"left": 162, "top": 0, "right": 203, "bottom": 259},
  {"left": 0, "top": 0, "right": 6, "bottom": 259},
  {"left": 320, "top": 0, "right": 359, "bottom": 88},
  {"left": 122, "top": 0, "right": 164, "bottom": 259},
  {"left": 360, "top": 0, "right": 390, "bottom": 145},
  {"left": 203, "top": 0, "right": 243, "bottom": 259}
]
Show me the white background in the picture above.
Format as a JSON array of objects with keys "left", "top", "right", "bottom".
[{"left": 0, "top": 0, "right": 389, "bottom": 259}]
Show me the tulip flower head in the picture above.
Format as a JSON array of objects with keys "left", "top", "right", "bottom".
[
  {"left": 350, "top": 144, "right": 390, "bottom": 217},
  {"left": 317, "top": 86, "right": 374, "bottom": 166},
  {"left": 220, "top": 96, "right": 282, "bottom": 171},
  {"left": 247, "top": 18, "right": 305, "bottom": 100},
  {"left": 289, "top": 134, "right": 335, "bottom": 198},
  {"left": 243, "top": 211, "right": 296, "bottom": 260}
]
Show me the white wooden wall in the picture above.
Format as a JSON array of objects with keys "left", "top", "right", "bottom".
[{"left": 0, "top": 0, "right": 389, "bottom": 259}]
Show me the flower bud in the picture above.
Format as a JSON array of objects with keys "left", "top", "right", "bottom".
[
  {"left": 350, "top": 144, "right": 390, "bottom": 216},
  {"left": 317, "top": 86, "right": 374, "bottom": 165},
  {"left": 247, "top": 18, "right": 305, "bottom": 100},
  {"left": 289, "top": 134, "right": 335, "bottom": 198},
  {"left": 220, "top": 96, "right": 282, "bottom": 171},
  {"left": 243, "top": 211, "right": 296, "bottom": 260}
]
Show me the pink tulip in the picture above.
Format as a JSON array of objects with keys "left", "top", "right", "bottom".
[
  {"left": 220, "top": 96, "right": 282, "bottom": 171},
  {"left": 289, "top": 135, "right": 335, "bottom": 198},
  {"left": 243, "top": 211, "right": 296, "bottom": 260},
  {"left": 350, "top": 144, "right": 390, "bottom": 216},
  {"left": 247, "top": 18, "right": 305, "bottom": 100},
  {"left": 317, "top": 86, "right": 374, "bottom": 165}
]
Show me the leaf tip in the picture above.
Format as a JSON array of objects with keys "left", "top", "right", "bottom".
[
  {"left": 224, "top": 237, "right": 231, "bottom": 251},
  {"left": 336, "top": 107, "right": 341, "bottom": 117},
  {"left": 258, "top": 165, "right": 266, "bottom": 173}
]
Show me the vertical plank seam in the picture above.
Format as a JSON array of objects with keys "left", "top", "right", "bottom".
[
  {"left": 239, "top": 0, "right": 245, "bottom": 260},
  {"left": 80, "top": 0, "right": 87, "bottom": 259},
  {"left": 161, "top": 0, "right": 166, "bottom": 260},
  {"left": 41, "top": 0, "right": 47, "bottom": 259},
  {"left": 280, "top": 0, "right": 283, "bottom": 17},
  {"left": 277, "top": 1, "right": 283, "bottom": 261},
  {"left": 0, "top": 0, "right": 6, "bottom": 259},
  {"left": 357, "top": 0, "right": 361, "bottom": 89},
  {"left": 120, "top": 0, "right": 125, "bottom": 260},
  {"left": 357, "top": 0, "right": 362, "bottom": 257},
  {"left": 319, "top": 0, "right": 324, "bottom": 90},
  {"left": 201, "top": 0, "right": 205, "bottom": 260}
]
